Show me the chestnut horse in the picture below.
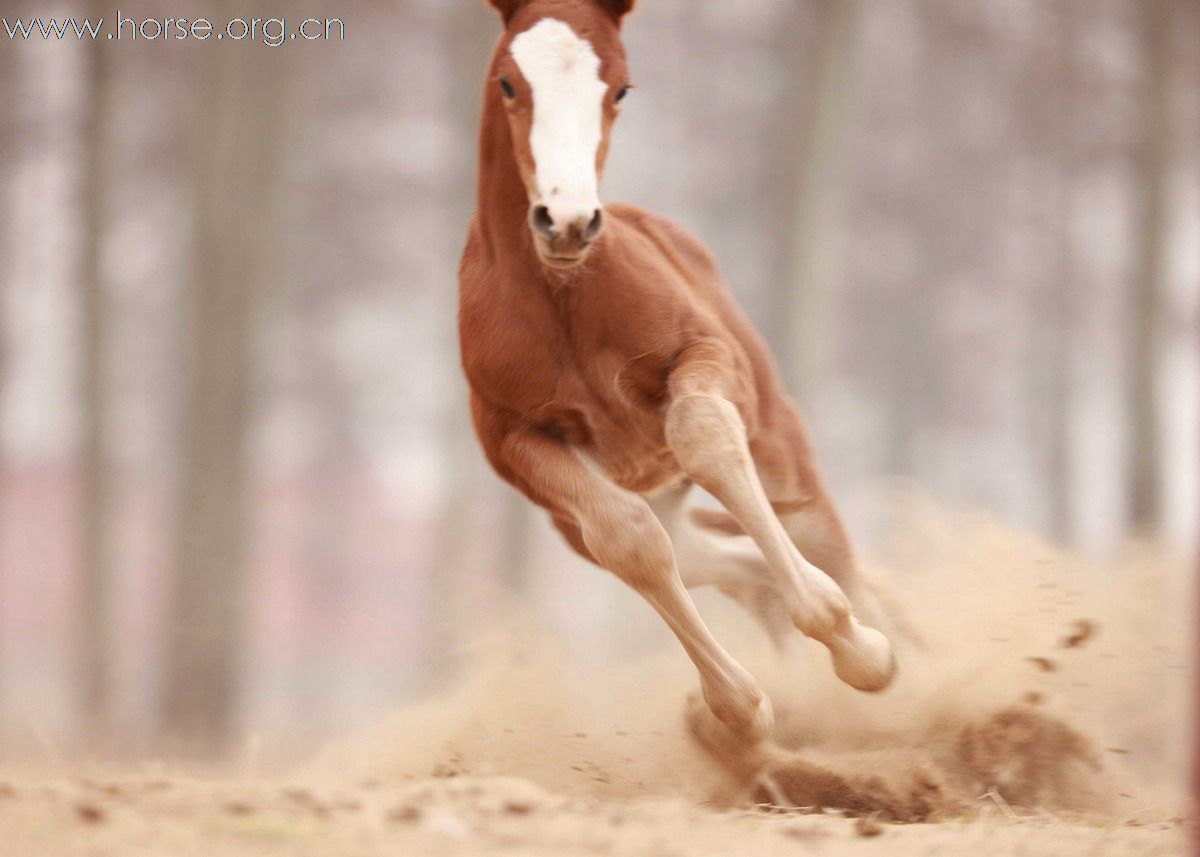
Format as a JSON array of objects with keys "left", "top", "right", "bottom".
[{"left": 459, "top": 0, "right": 896, "bottom": 745}]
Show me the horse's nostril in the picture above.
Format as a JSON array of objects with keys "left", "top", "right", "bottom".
[
  {"left": 583, "top": 209, "right": 604, "bottom": 242},
  {"left": 531, "top": 204, "right": 555, "bottom": 238}
]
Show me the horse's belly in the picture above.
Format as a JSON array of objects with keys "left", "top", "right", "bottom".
[
  {"left": 596, "top": 448, "right": 683, "bottom": 494},
  {"left": 546, "top": 361, "right": 684, "bottom": 493},
  {"left": 582, "top": 414, "right": 683, "bottom": 494}
]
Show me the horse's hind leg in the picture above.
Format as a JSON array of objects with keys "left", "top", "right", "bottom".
[
  {"left": 749, "top": 401, "right": 916, "bottom": 644},
  {"left": 646, "top": 481, "right": 793, "bottom": 648}
]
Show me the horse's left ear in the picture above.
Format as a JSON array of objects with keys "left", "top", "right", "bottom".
[
  {"left": 597, "top": 0, "right": 636, "bottom": 23},
  {"left": 486, "top": 0, "right": 528, "bottom": 22}
]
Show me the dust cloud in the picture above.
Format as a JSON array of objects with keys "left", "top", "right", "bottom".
[{"left": 321, "top": 495, "right": 1193, "bottom": 824}]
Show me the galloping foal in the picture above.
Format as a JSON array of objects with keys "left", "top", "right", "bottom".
[{"left": 459, "top": 0, "right": 896, "bottom": 745}]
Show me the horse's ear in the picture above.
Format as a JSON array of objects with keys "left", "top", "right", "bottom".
[
  {"left": 485, "top": 0, "right": 527, "bottom": 22},
  {"left": 597, "top": 0, "right": 636, "bottom": 22}
]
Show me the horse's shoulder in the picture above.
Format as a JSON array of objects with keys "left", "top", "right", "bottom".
[
  {"left": 606, "top": 204, "right": 778, "bottom": 404},
  {"left": 606, "top": 204, "right": 721, "bottom": 280}
]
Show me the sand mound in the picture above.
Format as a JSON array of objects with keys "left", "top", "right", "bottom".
[
  {"left": 319, "top": 498, "right": 1192, "bottom": 823},
  {"left": 690, "top": 701, "right": 1105, "bottom": 821}
]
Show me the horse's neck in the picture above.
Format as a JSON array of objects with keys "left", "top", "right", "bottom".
[{"left": 474, "top": 94, "right": 535, "bottom": 270}]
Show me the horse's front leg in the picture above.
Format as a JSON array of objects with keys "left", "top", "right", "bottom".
[
  {"left": 663, "top": 354, "right": 896, "bottom": 692},
  {"left": 491, "top": 424, "right": 774, "bottom": 741}
]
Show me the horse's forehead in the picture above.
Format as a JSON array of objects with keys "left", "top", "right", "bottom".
[{"left": 510, "top": 18, "right": 603, "bottom": 82}]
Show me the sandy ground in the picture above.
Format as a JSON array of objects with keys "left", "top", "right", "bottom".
[
  {"left": 2, "top": 500, "right": 1194, "bottom": 855},
  {"left": 0, "top": 773, "right": 1188, "bottom": 857}
]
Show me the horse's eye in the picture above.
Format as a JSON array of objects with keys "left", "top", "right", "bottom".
[
  {"left": 499, "top": 77, "right": 516, "bottom": 99},
  {"left": 615, "top": 84, "right": 633, "bottom": 103}
]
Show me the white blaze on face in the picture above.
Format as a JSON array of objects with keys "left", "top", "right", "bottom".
[{"left": 510, "top": 18, "right": 607, "bottom": 228}]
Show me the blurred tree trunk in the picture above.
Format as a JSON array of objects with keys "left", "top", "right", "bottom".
[
  {"left": 282, "top": 0, "right": 351, "bottom": 740},
  {"left": 78, "top": 5, "right": 117, "bottom": 747},
  {"left": 1183, "top": 3, "right": 1200, "bottom": 844},
  {"left": 0, "top": 38, "right": 13, "bottom": 383},
  {"left": 424, "top": 2, "right": 507, "bottom": 687},
  {"left": 759, "top": 4, "right": 808, "bottom": 365},
  {"left": 0, "top": 21, "right": 13, "bottom": 714},
  {"left": 883, "top": 3, "right": 940, "bottom": 478},
  {"left": 1127, "top": 0, "right": 1172, "bottom": 535},
  {"left": 771, "top": 0, "right": 861, "bottom": 403},
  {"left": 1043, "top": 65, "right": 1074, "bottom": 545},
  {"left": 1029, "top": 3, "right": 1076, "bottom": 543},
  {"left": 497, "top": 490, "right": 534, "bottom": 593},
  {"left": 294, "top": 348, "right": 352, "bottom": 725},
  {"left": 159, "top": 10, "right": 289, "bottom": 754}
]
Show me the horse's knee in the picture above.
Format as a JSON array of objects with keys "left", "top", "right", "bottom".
[
  {"left": 580, "top": 498, "right": 675, "bottom": 590},
  {"left": 552, "top": 514, "right": 598, "bottom": 564},
  {"left": 666, "top": 394, "right": 751, "bottom": 486}
]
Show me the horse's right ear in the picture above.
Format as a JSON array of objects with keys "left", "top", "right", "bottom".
[
  {"left": 597, "top": 0, "right": 637, "bottom": 22},
  {"left": 485, "top": 0, "right": 527, "bottom": 22}
]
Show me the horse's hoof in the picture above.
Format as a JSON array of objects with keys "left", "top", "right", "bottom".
[
  {"left": 828, "top": 621, "right": 897, "bottom": 692},
  {"left": 686, "top": 690, "right": 773, "bottom": 757}
]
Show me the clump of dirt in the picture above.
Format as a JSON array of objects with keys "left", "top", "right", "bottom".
[
  {"left": 685, "top": 661, "right": 1109, "bottom": 823},
  {"left": 947, "top": 706, "right": 1102, "bottom": 809},
  {"left": 709, "top": 704, "right": 1106, "bottom": 822},
  {"left": 758, "top": 759, "right": 951, "bottom": 821}
]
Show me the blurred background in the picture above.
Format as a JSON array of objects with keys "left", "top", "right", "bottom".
[{"left": 0, "top": 0, "right": 1196, "bottom": 759}]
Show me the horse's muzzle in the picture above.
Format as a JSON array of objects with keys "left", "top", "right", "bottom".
[{"left": 529, "top": 203, "right": 604, "bottom": 267}]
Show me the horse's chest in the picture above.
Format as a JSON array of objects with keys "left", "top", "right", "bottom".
[
  {"left": 513, "top": 344, "right": 667, "bottom": 426},
  {"left": 537, "top": 347, "right": 683, "bottom": 491},
  {"left": 466, "top": 299, "right": 686, "bottom": 490}
]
